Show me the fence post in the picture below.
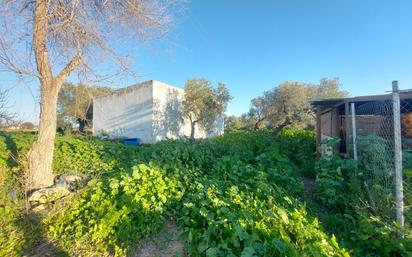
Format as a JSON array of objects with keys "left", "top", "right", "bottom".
[
  {"left": 392, "top": 80, "right": 405, "bottom": 233},
  {"left": 351, "top": 102, "right": 358, "bottom": 160}
]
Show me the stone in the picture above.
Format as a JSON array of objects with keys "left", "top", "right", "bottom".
[
  {"left": 57, "top": 174, "right": 85, "bottom": 191},
  {"left": 28, "top": 185, "right": 70, "bottom": 204},
  {"left": 60, "top": 174, "right": 83, "bottom": 183},
  {"left": 32, "top": 204, "right": 46, "bottom": 212}
]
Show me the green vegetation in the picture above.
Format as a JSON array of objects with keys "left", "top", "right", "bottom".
[
  {"left": 316, "top": 136, "right": 412, "bottom": 256},
  {"left": 0, "top": 130, "right": 411, "bottom": 256}
]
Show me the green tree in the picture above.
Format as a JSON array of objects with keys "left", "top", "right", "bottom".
[
  {"left": 21, "top": 122, "right": 35, "bottom": 130},
  {"left": 252, "top": 78, "right": 348, "bottom": 131},
  {"left": 183, "top": 79, "right": 232, "bottom": 139},
  {"left": 58, "top": 83, "right": 112, "bottom": 132},
  {"left": 247, "top": 97, "right": 267, "bottom": 130}
]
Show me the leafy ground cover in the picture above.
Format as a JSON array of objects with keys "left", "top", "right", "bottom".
[{"left": 0, "top": 130, "right": 411, "bottom": 256}]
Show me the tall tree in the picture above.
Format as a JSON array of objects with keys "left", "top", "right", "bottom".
[
  {"left": 224, "top": 115, "right": 241, "bottom": 131},
  {"left": 0, "top": 0, "right": 180, "bottom": 189},
  {"left": 314, "top": 78, "right": 348, "bottom": 99},
  {"left": 58, "top": 83, "right": 112, "bottom": 132},
  {"left": 182, "top": 79, "right": 232, "bottom": 139},
  {"left": 264, "top": 82, "right": 314, "bottom": 130},
  {"left": 247, "top": 97, "right": 267, "bottom": 130},
  {"left": 251, "top": 78, "right": 348, "bottom": 131}
]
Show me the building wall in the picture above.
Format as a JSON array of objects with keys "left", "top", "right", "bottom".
[
  {"left": 93, "top": 80, "right": 225, "bottom": 143},
  {"left": 152, "top": 81, "right": 207, "bottom": 140},
  {"left": 93, "top": 81, "right": 154, "bottom": 143}
]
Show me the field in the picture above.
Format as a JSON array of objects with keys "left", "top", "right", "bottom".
[{"left": 0, "top": 130, "right": 411, "bottom": 257}]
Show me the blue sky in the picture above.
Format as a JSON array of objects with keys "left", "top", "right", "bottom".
[{"left": 2, "top": 0, "right": 412, "bottom": 123}]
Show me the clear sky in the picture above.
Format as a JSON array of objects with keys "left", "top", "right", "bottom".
[{"left": 2, "top": 0, "right": 412, "bottom": 123}]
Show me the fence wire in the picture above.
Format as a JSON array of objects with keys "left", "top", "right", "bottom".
[
  {"left": 347, "top": 97, "right": 411, "bottom": 228},
  {"left": 400, "top": 99, "right": 412, "bottom": 228}
]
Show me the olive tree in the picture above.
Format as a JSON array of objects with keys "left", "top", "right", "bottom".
[
  {"left": 182, "top": 79, "right": 232, "bottom": 139},
  {"left": 252, "top": 78, "right": 348, "bottom": 131},
  {"left": 247, "top": 97, "right": 267, "bottom": 130},
  {"left": 58, "top": 83, "right": 112, "bottom": 132},
  {"left": 0, "top": 0, "right": 181, "bottom": 189}
]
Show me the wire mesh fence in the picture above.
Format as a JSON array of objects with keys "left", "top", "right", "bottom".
[
  {"left": 346, "top": 87, "right": 411, "bottom": 230},
  {"left": 400, "top": 97, "right": 412, "bottom": 229}
]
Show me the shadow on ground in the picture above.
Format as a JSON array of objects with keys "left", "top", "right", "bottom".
[{"left": 132, "top": 219, "right": 186, "bottom": 257}]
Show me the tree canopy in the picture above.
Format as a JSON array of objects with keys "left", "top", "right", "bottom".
[
  {"left": 182, "top": 79, "right": 232, "bottom": 139},
  {"left": 58, "top": 83, "right": 112, "bottom": 132},
  {"left": 245, "top": 78, "right": 348, "bottom": 130}
]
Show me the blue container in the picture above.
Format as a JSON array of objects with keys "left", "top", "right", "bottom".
[{"left": 123, "top": 138, "right": 141, "bottom": 145}]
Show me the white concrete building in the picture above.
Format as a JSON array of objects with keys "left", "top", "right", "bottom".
[{"left": 93, "top": 80, "right": 224, "bottom": 143}]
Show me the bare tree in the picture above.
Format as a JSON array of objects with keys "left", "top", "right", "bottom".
[
  {"left": 0, "top": 88, "right": 16, "bottom": 126},
  {"left": 0, "top": 0, "right": 181, "bottom": 189}
]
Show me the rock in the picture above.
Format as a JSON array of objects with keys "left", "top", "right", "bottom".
[
  {"left": 28, "top": 185, "right": 70, "bottom": 205},
  {"left": 32, "top": 204, "right": 46, "bottom": 212},
  {"left": 57, "top": 174, "right": 85, "bottom": 191},
  {"left": 60, "top": 174, "right": 83, "bottom": 184}
]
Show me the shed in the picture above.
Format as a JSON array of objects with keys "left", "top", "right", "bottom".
[
  {"left": 92, "top": 80, "right": 224, "bottom": 143},
  {"left": 311, "top": 91, "right": 412, "bottom": 156}
]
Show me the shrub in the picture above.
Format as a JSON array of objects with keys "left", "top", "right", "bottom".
[{"left": 276, "top": 129, "right": 316, "bottom": 177}]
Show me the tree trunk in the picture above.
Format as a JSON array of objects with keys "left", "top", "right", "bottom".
[
  {"left": 28, "top": 84, "right": 59, "bottom": 189},
  {"left": 254, "top": 121, "right": 260, "bottom": 131},
  {"left": 28, "top": 0, "right": 81, "bottom": 189},
  {"left": 190, "top": 122, "right": 196, "bottom": 140},
  {"left": 78, "top": 118, "right": 86, "bottom": 133},
  {"left": 28, "top": 0, "right": 55, "bottom": 189}
]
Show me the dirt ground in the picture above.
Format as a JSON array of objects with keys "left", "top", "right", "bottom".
[{"left": 132, "top": 219, "right": 186, "bottom": 257}]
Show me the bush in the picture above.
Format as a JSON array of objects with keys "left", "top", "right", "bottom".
[
  {"left": 45, "top": 131, "right": 348, "bottom": 256},
  {"left": 276, "top": 129, "right": 316, "bottom": 177},
  {"left": 315, "top": 138, "right": 412, "bottom": 256}
]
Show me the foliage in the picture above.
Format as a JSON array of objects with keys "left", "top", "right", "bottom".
[
  {"left": 246, "top": 97, "right": 267, "bottom": 130},
  {"left": 315, "top": 137, "right": 412, "bottom": 256},
  {"left": 247, "top": 78, "right": 348, "bottom": 130},
  {"left": 47, "top": 164, "right": 179, "bottom": 255},
  {"left": 2, "top": 130, "right": 410, "bottom": 256},
  {"left": 58, "top": 83, "right": 112, "bottom": 132},
  {"left": 182, "top": 79, "right": 232, "bottom": 138},
  {"left": 20, "top": 122, "right": 35, "bottom": 130},
  {"left": 276, "top": 129, "right": 316, "bottom": 177},
  {"left": 44, "top": 131, "right": 348, "bottom": 256},
  {"left": 224, "top": 115, "right": 255, "bottom": 131}
]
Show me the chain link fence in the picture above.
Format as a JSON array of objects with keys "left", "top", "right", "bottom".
[{"left": 346, "top": 83, "right": 411, "bottom": 232}]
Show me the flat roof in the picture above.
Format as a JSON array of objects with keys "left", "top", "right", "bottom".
[
  {"left": 94, "top": 80, "right": 182, "bottom": 100},
  {"left": 311, "top": 90, "right": 412, "bottom": 107}
]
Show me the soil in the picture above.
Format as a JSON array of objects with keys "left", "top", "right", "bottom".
[{"left": 132, "top": 219, "right": 186, "bottom": 257}]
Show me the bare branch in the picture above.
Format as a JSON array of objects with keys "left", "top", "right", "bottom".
[
  {"left": 0, "top": 0, "right": 183, "bottom": 83},
  {"left": 54, "top": 55, "right": 82, "bottom": 88},
  {"left": 0, "top": 88, "right": 17, "bottom": 126}
]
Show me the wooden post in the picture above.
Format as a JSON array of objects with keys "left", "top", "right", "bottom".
[
  {"left": 351, "top": 102, "right": 358, "bottom": 161},
  {"left": 316, "top": 106, "right": 322, "bottom": 157},
  {"left": 331, "top": 108, "right": 339, "bottom": 152},
  {"left": 345, "top": 101, "right": 350, "bottom": 156}
]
